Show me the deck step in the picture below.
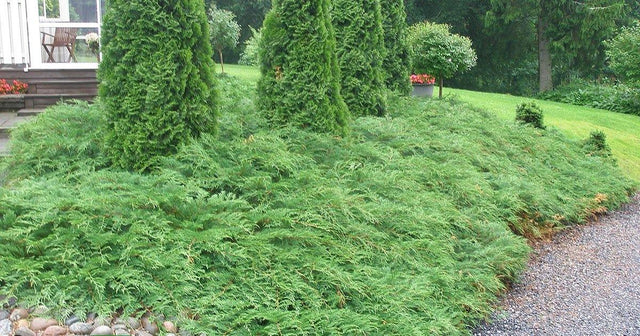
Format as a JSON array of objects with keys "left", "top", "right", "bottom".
[{"left": 17, "top": 108, "right": 44, "bottom": 117}]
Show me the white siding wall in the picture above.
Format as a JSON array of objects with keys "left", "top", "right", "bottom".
[{"left": 0, "top": 0, "right": 29, "bottom": 65}]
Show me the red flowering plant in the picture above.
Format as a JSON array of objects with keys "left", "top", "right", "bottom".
[
  {"left": 410, "top": 74, "right": 436, "bottom": 86},
  {"left": 0, "top": 79, "right": 28, "bottom": 95}
]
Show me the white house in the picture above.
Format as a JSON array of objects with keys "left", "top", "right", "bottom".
[{"left": 0, "top": 0, "right": 103, "bottom": 111}]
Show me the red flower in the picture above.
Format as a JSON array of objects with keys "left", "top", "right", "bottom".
[
  {"left": 410, "top": 74, "right": 436, "bottom": 85},
  {"left": 0, "top": 79, "right": 28, "bottom": 95}
]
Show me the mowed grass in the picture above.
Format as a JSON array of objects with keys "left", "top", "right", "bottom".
[
  {"left": 448, "top": 88, "right": 640, "bottom": 181},
  {"left": 221, "top": 65, "right": 640, "bottom": 181}
]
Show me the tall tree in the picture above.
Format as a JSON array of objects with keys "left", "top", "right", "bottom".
[
  {"left": 208, "top": 3, "right": 241, "bottom": 73},
  {"left": 257, "top": 0, "right": 349, "bottom": 135},
  {"left": 380, "top": 0, "right": 412, "bottom": 95},
  {"left": 333, "top": 0, "right": 387, "bottom": 117},
  {"left": 99, "top": 0, "right": 218, "bottom": 171},
  {"left": 487, "top": 0, "right": 626, "bottom": 92}
]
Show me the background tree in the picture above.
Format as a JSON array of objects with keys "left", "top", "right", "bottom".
[
  {"left": 333, "top": 0, "right": 387, "bottom": 117},
  {"left": 99, "top": 0, "right": 218, "bottom": 171},
  {"left": 380, "top": 0, "right": 412, "bottom": 95},
  {"left": 257, "top": 0, "right": 349, "bottom": 135},
  {"left": 407, "top": 22, "right": 477, "bottom": 98},
  {"left": 208, "top": 4, "right": 241, "bottom": 73},
  {"left": 238, "top": 26, "right": 262, "bottom": 66},
  {"left": 606, "top": 22, "right": 640, "bottom": 84}
]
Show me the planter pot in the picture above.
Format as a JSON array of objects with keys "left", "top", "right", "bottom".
[
  {"left": 412, "top": 84, "right": 434, "bottom": 98},
  {"left": 0, "top": 94, "right": 25, "bottom": 112}
]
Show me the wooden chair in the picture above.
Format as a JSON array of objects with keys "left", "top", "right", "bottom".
[{"left": 41, "top": 28, "right": 78, "bottom": 63}]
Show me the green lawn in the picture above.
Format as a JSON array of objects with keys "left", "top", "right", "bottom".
[{"left": 448, "top": 88, "right": 640, "bottom": 181}]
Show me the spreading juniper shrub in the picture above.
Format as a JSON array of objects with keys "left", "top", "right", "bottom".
[{"left": 0, "top": 78, "right": 634, "bottom": 334}]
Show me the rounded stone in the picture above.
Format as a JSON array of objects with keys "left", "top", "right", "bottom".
[
  {"left": 30, "top": 305, "right": 49, "bottom": 316},
  {"left": 0, "top": 319, "right": 12, "bottom": 336},
  {"left": 112, "top": 323, "right": 126, "bottom": 330},
  {"left": 93, "top": 317, "right": 111, "bottom": 327},
  {"left": 113, "top": 329, "right": 129, "bottom": 336},
  {"left": 42, "top": 325, "right": 67, "bottom": 336},
  {"left": 30, "top": 317, "right": 58, "bottom": 331},
  {"left": 125, "top": 317, "right": 140, "bottom": 329},
  {"left": 162, "top": 321, "right": 177, "bottom": 333},
  {"left": 9, "top": 308, "right": 28, "bottom": 321},
  {"left": 134, "top": 331, "right": 153, "bottom": 336},
  {"left": 0, "top": 310, "right": 8, "bottom": 320},
  {"left": 86, "top": 312, "right": 98, "bottom": 322},
  {"left": 14, "top": 326, "right": 36, "bottom": 336},
  {"left": 141, "top": 317, "right": 159, "bottom": 335},
  {"left": 69, "top": 322, "right": 95, "bottom": 334},
  {"left": 16, "top": 319, "right": 29, "bottom": 328},
  {"left": 90, "top": 325, "right": 113, "bottom": 335},
  {"left": 65, "top": 314, "right": 80, "bottom": 326}
]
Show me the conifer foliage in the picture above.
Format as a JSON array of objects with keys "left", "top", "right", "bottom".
[
  {"left": 379, "top": 0, "right": 412, "bottom": 95},
  {"left": 332, "top": 0, "right": 387, "bottom": 117},
  {"left": 257, "top": 0, "right": 349, "bottom": 135},
  {"left": 99, "top": 0, "right": 218, "bottom": 171}
]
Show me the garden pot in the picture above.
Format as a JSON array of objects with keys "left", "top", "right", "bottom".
[{"left": 412, "top": 84, "right": 434, "bottom": 98}]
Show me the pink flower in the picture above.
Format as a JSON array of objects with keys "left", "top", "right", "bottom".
[{"left": 410, "top": 74, "right": 436, "bottom": 85}]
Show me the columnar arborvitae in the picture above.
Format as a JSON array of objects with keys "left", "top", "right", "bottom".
[
  {"left": 257, "top": 0, "right": 349, "bottom": 135},
  {"left": 332, "top": 0, "right": 387, "bottom": 117},
  {"left": 99, "top": 0, "right": 218, "bottom": 171},
  {"left": 380, "top": 0, "right": 412, "bottom": 95}
]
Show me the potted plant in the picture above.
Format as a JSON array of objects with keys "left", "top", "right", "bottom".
[
  {"left": 410, "top": 73, "right": 436, "bottom": 97},
  {"left": 407, "top": 22, "right": 476, "bottom": 98},
  {"left": 85, "top": 32, "right": 100, "bottom": 62},
  {"left": 0, "top": 79, "right": 29, "bottom": 112}
]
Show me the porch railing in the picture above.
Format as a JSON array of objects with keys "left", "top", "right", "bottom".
[{"left": 0, "top": 0, "right": 30, "bottom": 66}]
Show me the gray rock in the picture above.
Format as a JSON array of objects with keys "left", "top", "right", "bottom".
[
  {"left": 141, "top": 317, "right": 159, "bottom": 335},
  {"left": 90, "top": 325, "right": 113, "bottom": 335},
  {"left": 30, "top": 306, "right": 49, "bottom": 316},
  {"left": 93, "top": 316, "right": 111, "bottom": 327},
  {"left": 14, "top": 327, "right": 36, "bottom": 336},
  {"left": 86, "top": 312, "right": 98, "bottom": 322},
  {"left": 134, "top": 331, "right": 153, "bottom": 336},
  {"left": 10, "top": 308, "right": 28, "bottom": 321},
  {"left": 112, "top": 323, "right": 126, "bottom": 330},
  {"left": 0, "top": 319, "right": 11, "bottom": 336},
  {"left": 113, "top": 329, "right": 129, "bottom": 336},
  {"left": 178, "top": 331, "right": 192, "bottom": 336},
  {"left": 69, "top": 322, "right": 95, "bottom": 334},
  {"left": 125, "top": 317, "right": 140, "bottom": 329},
  {"left": 42, "top": 325, "right": 67, "bottom": 336},
  {"left": 162, "top": 321, "right": 177, "bottom": 333},
  {"left": 0, "top": 311, "right": 8, "bottom": 320},
  {"left": 1, "top": 297, "right": 16, "bottom": 309},
  {"left": 65, "top": 314, "right": 80, "bottom": 326}
]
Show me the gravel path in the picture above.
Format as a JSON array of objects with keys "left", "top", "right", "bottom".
[{"left": 473, "top": 193, "right": 640, "bottom": 336}]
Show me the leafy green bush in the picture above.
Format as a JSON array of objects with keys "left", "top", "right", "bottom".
[
  {"left": 380, "top": 0, "right": 412, "bottom": 95},
  {"left": 0, "top": 79, "right": 634, "bottom": 333},
  {"left": 606, "top": 22, "right": 640, "bottom": 84},
  {"left": 333, "top": 0, "right": 387, "bottom": 117},
  {"left": 515, "top": 101, "right": 545, "bottom": 129},
  {"left": 257, "top": 0, "right": 349, "bottom": 135},
  {"left": 238, "top": 26, "right": 261, "bottom": 66},
  {"left": 583, "top": 130, "right": 612, "bottom": 158},
  {"left": 407, "top": 22, "right": 477, "bottom": 97},
  {"left": 99, "top": 0, "right": 218, "bottom": 171},
  {"left": 537, "top": 80, "right": 640, "bottom": 116}
]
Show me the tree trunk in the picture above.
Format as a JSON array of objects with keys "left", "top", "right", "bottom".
[
  {"left": 218, "top": 49, "right": 225, "bottom": 74},
  {"left": 538, "top": 12, "right": 553, "bottom": 92},
  {"left": 439, "top": 74, "right": 443, "bottom": 99}
]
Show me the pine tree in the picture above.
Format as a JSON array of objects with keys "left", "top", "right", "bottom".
[
  {"left": 99, "top": 0, "right": 218, "bottom": 171},
  {"left": 380, "top": 0, "right": 412, "bottom": 95},
  {"left": 257, "top": 0, "right": 349, "bottom": 135},
  {"left": 333, "top": 0, "right": 387, "bottom": 117}
]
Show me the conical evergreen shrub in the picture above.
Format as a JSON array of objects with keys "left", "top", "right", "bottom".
[
  {"left": 380, "top": 0, "right": 412, "bottom": 95},
  {"left": 257, "top": 0, "right": 349, "bottom": 135},
  {"left": 99, "top": 0, "right": 218, "bottom": 171},
  {"left": 333, "top": 0, "right": 387, "bottom": 117}
]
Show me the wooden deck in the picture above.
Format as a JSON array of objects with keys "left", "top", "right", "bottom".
[{"left": 0, "top": 68, "right": 98, "bottom": 112}]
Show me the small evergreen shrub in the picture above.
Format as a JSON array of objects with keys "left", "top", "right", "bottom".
[
  {"left": 257, "top": 0, "right": 349, "bottom": 135},
  {"left": 583, "top": 130, "right": 612, "bottom": 157},
  {"left": 606, "top": 22, "right": 640, "bottom": 84},
  {"left": 515, "top": 102, "right": 545, "bottom": 129},
  {"left": 332, "top": 0, "right": 387, "bottom": 117},
  {"left": 99, "top": 0, "right": 218, "bottom": 171},
  {"left": 379, "top": 0, "right": 412, "bottom": 95}
]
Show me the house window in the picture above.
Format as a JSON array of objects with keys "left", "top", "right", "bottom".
[{"left": 38, "top": 0, "right": 103, "bottom": 64}]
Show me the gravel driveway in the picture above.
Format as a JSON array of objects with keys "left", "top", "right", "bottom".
[{"left": 473, "top": 193, "right": 640, "bottom": 336}]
